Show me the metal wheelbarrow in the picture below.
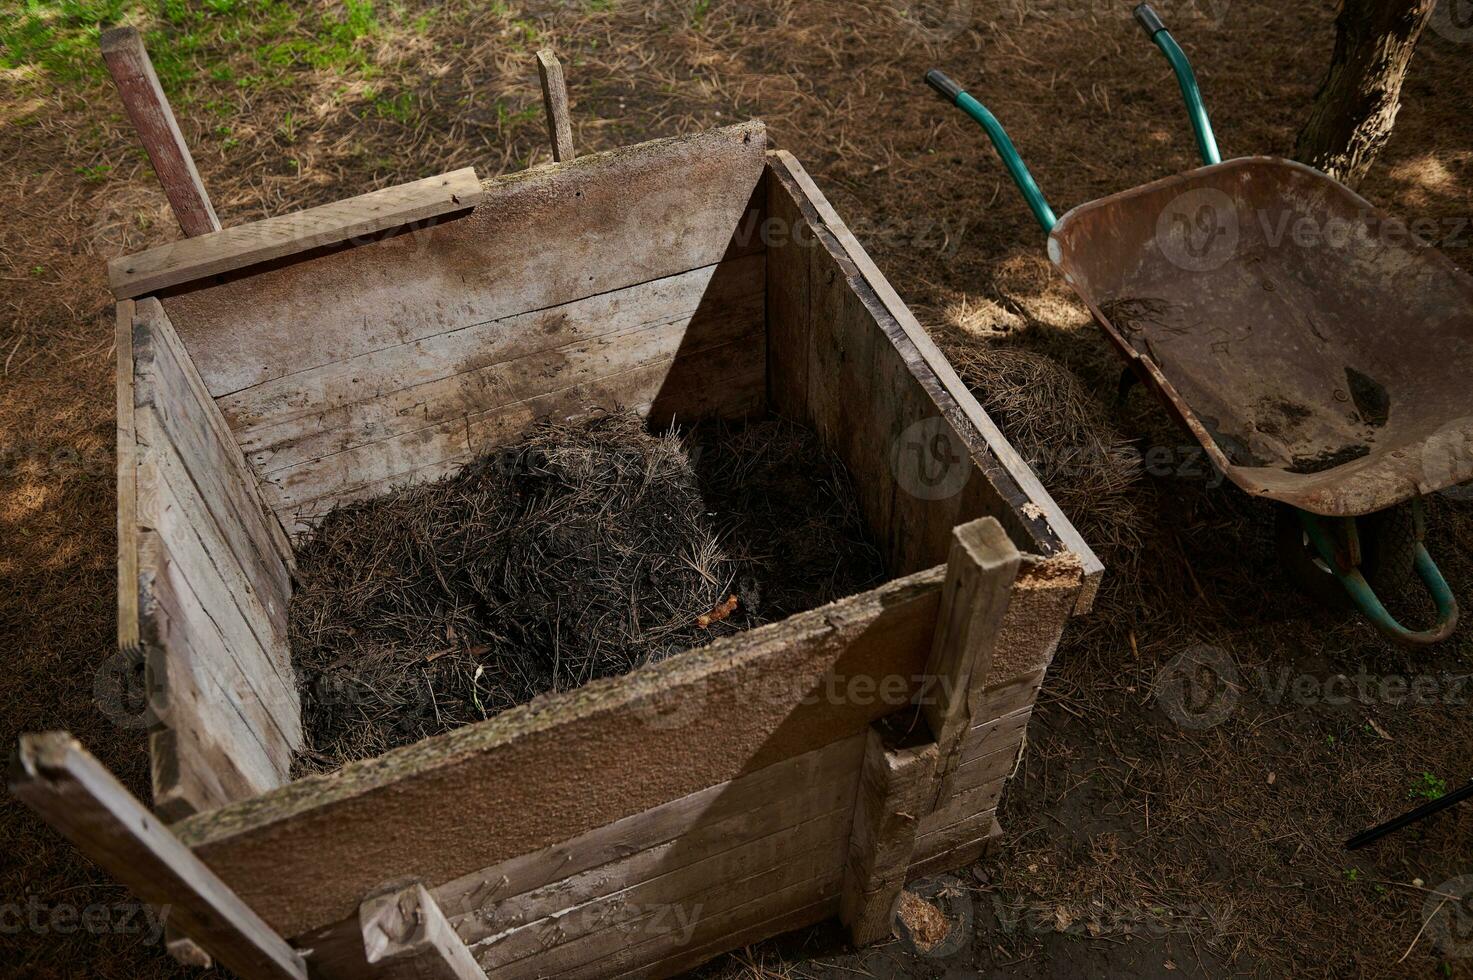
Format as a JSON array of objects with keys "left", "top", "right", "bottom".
[{"left": 926, "top": 4, "right": 1470, "bottom": 645}]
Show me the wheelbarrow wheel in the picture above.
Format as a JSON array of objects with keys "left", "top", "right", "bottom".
[{"left": 1275, "top": 503, "right": 1418, "bottom": 611}]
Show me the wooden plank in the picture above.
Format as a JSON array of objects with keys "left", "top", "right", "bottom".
[
  {"left": 266, "top": 334, "right": 764, "bottom": 523},
  {"left": 140, "top": 534, "right": 292, "bottom": 799},
  {"left": 839, "top": 728, "right": 937, "bottom": 946},
  {"left": 237, "top": 256, "right": 764, "bottom": 480},
  {"left": 478, "top": 806, "right": 849, "bottom": 977},
  {"left": 518, "top": 855, "right": 843, "bottom": 980},
  {"left": 615, "top": 897, "right": 834, "bottom": 980},
  {"left": 116, "top": 300, "right": 141, "bottom": 650},
  {"left": 160, "top": 123, "right": 767, "bottom": 398},
  {"left": 982, "top": 553, "right": 1083, "bottom": 686},
  {"left": 110, "top": 168, "right": 484, "bottom": 300},
  {"left": 133, "top": 297, "right": 301, "bottom": 815},
  {"left": 136, "top": 298, "right": 293, "bottom": 603},
  {"left": 297, "top": 737, "right": 863, "bottom": 978},
  {"left": 918, "top": 782, "right": 1005, "bottom": 851},
  {"left": 442, "top": 737, "right": 862, "bottom": 944},
  {"left": 763, "top": 167, "right": 811, "bottom": 421},
  {"left": 921, "top": 518, "right": 1020, "bottom": 812},
  {"left": 362, "top": 884, "right": 486, "bottom": 980},
  {"left": 223, "top": 254, "right": 762, "bottom": 441},
  {"left": 136, "top": 457, "right": 301, "bottom": 758},
  {"left": 9, "top": 733, "right": 307, "bottom": 980},
  {"left": 768, "top": 150, "right": 1103, "bottom": 611},
  {"left": 99, "top": 27, "right": 219, "bottom": 238},
  {"left": 908, "top": 815, "right": 1002, "bottom": 879},
  {"left": 973, "top": 667, "right": 1048, "bottom": 727},
  {"left": 174, "top": 565, "right": 945, "bottom": 938},
  {"left": 535, "top": 50, "right": 575, "bottom": 163},
  {"left": 149, "top": 726, "right": 238, "bottom": 824},
  {"left": 952, "top": 742, "right": 1020, "bottom": 796},
  {"left": 136, "top": 424, "right": 294, "bottom": 691},
  {"left": 961, "top": 704, "right": 1032, "bottom": 766}
]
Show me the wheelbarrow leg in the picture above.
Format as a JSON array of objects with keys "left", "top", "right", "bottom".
[{"left": 1298, "top": 501, "right": 1459, "bottom": 647}]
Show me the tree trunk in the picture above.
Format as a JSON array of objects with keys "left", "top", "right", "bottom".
[{"left": 1294, "top": 0, "right": 1435, "bottom": 189}]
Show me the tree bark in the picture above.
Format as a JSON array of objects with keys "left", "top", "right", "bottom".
[{"left": 1294, "top": 0, "right": 1435, "bottom": 189}]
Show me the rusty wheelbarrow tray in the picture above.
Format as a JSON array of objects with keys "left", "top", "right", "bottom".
[{"left": 925, "top": 4, "right": 1466, "bottom": 645}]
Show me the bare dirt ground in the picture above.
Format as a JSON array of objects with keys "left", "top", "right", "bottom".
[{"left": 2, "top": 2, "right": 1470, "bottom": 978}]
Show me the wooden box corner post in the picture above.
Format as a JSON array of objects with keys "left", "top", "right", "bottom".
[
  {"left": 839, "top": 517, "right": 1020, "bottom": 947},
  {"left": 921, "top": 518, "right": 1021, "bottom": 812}
]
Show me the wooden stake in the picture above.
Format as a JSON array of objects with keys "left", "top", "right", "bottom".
[
  {"left": 536, "top": 49, "right": 575, "bottom": 163},
  {"left": 919, "top": 518, "right": 1020, "bottom": 811},
  {"left": 360, "top": 883, "right": 487, "bottom": 979},
  {"left": 839, "top": 728, "right": 937, "bottom": 946},
  {"left": 9, "top": 733, "right": 307, "bottom": 980},
  {"left": 100, "top": 26, "right": 220, "bottom": 237}
]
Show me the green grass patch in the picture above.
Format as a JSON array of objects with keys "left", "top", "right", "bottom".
[{"left": 2, "top": 0, "right": 389, "bottom": 97}]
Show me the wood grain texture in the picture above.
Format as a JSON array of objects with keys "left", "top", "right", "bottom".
[
  {"left": 535, "top": 49, "right": 575, "bottom": 162},
  {"left": 100, "top": 27, "right": 219, "bottom": 238},
  {"left": 174, "top": 565, "right": 944, "bottom": 938},
  {"left": 160, "top": 123, "right": 767, "bottom": 398},
  {"left": 443, "top": 737, "right": 862, "bottom": 949},
  {"left": 233, "top": 254, "right": 765, "bottom": 527},
  {"left": 116, "top": 300, "right": 141, "bottom": 649},
  {"left": 130, "top": 300, "right": 299, "bottom": 816},
  {"left": 763, "top": 169, "right": 811, "bottom": 420},
  {"left": 922, "top": 519, "right": 1020, "bottom": 812},
  {"left": 361, "top": 884, "right": 486, "bottom": 980},
  {"left": 480, "top": 807, "right": 849, "bottom": 978},
  {"left": 839, "top": 729, "right": 937, "bottom": 945},
  {"left": 109, "top": 168, "right": 483, "bottom": 300},
  {"left": 767, "top": 150, "right": 1103, "bottom": 611},
  {"left": 9, "top": 734, "right": 307, "bottom": 980},
  {"left": 296, "top": 738, "right": 864, "bottom": 980}
]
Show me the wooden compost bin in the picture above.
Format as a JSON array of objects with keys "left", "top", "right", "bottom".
[{"left": 15, "top": 115, "right": 1102, "bottom": 979}]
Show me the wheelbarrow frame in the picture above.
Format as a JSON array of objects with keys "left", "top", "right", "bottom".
[{"left": 924, "top": 4, "right": 1460, "bottom": 645}]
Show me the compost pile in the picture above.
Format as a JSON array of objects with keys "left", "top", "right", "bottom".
[{"left": 290, "top": 412, "right": 884, "bottom": 772}]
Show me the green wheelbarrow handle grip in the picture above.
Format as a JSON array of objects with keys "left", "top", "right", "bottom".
[
  {"left": 1133, "top": 3, "right": 1222, "bottom": 167},
  {"left": 1300, "top": 512, "right": 1460, "bottom": 647},
  {"left": 922, "top": 69, "right": 1058, "bottom": 234}
]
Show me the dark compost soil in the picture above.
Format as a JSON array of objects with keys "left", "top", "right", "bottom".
[{"left": 289, "top": 412, "right": 885, "bottom": 772}]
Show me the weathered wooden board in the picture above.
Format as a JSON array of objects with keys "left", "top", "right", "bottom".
[
  {"left": 267, "top": 336, "right": 765, "bottom": 530},
  {"left": 447, "top": 739, "right": 861, "bottom": 948},
  {"left": 129, "top": 300, "right": 299, "bottom": 816},
  {"left": 922, "top": 520, "right": 1020, "bottom": 811},
  {"left": 360, "top": 884, "right": 486, "bottom": 980},
  {"left": 117, "top": 300, "right": 141, "bottom": 650},
  {"left": 159, "top": 123, "right": 767, "bottom": 399},
  {"left": 768, "top": 150, "right": 1102, "bottom": 611},
  {"left": 100, "top": 27, "right": 219, "bottom": 238},
  {"left": 614, "top": 896, "right": 836, "bottom": 980},
  {"left": 479, "top": 806, "right": 850, "bottom": 977},
  {"left": 110, "top": 169, "right": 484, "bottom": 300},
  {"left": 234, "top": 254, "right": 764, "bottom": 522},
  {"left": 9, "top": 734, "right": 307, "bottom": 980},
  {"left": 174, "top": 566, "right": 944, "bottom": 938},
  {"left": 839, "top": 729, "right": 937, "bottom": 945},
  {"left": 961, "top": 704, "right": 1033, "bottom": 766},
  {"left": 535, "top": 49, "right": 575, "bottom": 163}
]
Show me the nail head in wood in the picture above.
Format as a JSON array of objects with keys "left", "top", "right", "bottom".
[
  {"left": 99, "top": 26, "right": 220, "bottom": 238},
  {"left": 536, "top": 49, "right": 575, "bottom": 163}
]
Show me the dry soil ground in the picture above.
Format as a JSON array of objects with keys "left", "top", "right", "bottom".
[{"left": 1, "top": 2, "right": 1471, "bottom": 978}]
